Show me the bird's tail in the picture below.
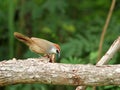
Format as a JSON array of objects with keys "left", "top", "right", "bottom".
[{"left": 14, "top": 32, "right": 32, "bottom": 46}]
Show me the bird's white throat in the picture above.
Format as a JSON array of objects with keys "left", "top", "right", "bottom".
[{"left": 50, "top": 47, "right": 57, "bottom": 54}]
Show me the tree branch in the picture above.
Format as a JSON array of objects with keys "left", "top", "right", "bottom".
[
  {"left": 97, "top": 36, "right": 120, "bottom": 65},
  {"left": 0, "top": 58, "right": 120, "bottom": 87}
]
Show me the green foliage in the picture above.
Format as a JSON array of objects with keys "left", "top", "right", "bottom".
[
  {"left": 0, "top": 0, "right": 120, "bottom": 90},
  {"left": 6, "top": 84, "right": 48, "bottom": 90}
]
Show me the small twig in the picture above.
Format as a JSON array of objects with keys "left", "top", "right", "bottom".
[
  {"left": 97, "top": 36, "right": 120, "bottom": 65},
  {"left": 97, "top": 0, "right": 116, "bottom": 61}
]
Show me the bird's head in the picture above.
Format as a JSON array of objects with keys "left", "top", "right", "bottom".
[{"left": 50, "top": 44, "right": 60, "bottom": 58}]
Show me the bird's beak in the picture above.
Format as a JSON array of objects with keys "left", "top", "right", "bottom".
[
  {"left": 56, "top": 49, "right": 60, "bottom": 58},
  {"left": 58, "top": 52, "right": 60, "bottom": 58},
  {"left": 56, "top": 51, "right": 60, "bottom": 59}
]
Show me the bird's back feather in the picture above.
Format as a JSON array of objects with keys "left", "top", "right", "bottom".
[{"left": 31, "top": 37, "right": 54, "bottom": 53}]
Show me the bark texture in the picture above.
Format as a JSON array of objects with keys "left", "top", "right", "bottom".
[{"left": 0, "top": 58, "right": 120, "bottom": 86}]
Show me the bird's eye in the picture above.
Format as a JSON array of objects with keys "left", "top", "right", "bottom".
[
  {"left": 56, "top": 50, "right": 59, "bottom": 53},
  {"left": 56, "top": 49, "right": 60, "bottom": 58}
]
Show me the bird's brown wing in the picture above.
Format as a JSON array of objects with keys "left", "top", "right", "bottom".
[{"left": 31, "top": 37, "right": 54, "bottom": 54}]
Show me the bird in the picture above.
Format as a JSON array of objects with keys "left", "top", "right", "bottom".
[{"left": 14, "top": 32, "right": 60, "bottom": 63}]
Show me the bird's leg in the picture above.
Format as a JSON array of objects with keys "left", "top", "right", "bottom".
[
  {"left": 49, "top": 54, "right": 55, "bottom": 63},
  {"left": 43, "top": 54, "right": 50, "bottom": 58},
  {"left": 43, "top": 54, "right": 55, "bottom": 63}
]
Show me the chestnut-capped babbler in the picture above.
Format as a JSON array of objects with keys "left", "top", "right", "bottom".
[{"left": 14, "top": 32, "right": 60, "bottom": 63}]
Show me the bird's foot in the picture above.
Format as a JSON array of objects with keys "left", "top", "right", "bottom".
[{"left": 43, "top": 54, "right": 55, "bottom": 63}]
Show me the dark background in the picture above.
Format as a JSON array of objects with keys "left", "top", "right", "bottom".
[{"left": 0, "top": 0, "right": 120, "bottom": 90}]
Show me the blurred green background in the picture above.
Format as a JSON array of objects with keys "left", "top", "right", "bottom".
[{"left": 0, "top": 0, "right": 120, "bottom": 90}]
